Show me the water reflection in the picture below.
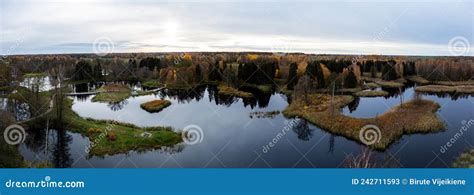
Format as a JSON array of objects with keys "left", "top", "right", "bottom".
[
  {"left": 15, "top": 80, "right": 474, "bottom": 168},
  {"left": 292, "top": 120, "right": 314, "bottom": 141},
  {"left": 23, "top": 127, "right": 72, "bottom": 168}
]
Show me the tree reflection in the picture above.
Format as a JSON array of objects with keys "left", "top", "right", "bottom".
[
  {"left": 108, "top": 99, "right": 128, "bottom": 111},
  {"left": 346, "top": 97, "right": 360, "bottom": 113},
  {"left": 52, "top": 129, "right": 73, "bottom": 168},
  {"left": 292, "top": 120, "right": 314, "bottom": 141}
]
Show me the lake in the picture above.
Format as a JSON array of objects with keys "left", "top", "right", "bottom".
[{"left": 18, "top": 83, "right": 474, "bottom": 168}]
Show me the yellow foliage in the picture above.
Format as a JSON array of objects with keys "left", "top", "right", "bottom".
[
  {"left": 183, "top": 53, "right": 192, "bottom": 61},
  {"left": 320, "top": 64, "right": 331, "bottom": 81},
  {"left": 275, "top": 69, "right": 281, "bottom": 79},
  {"left": 247, "top": 54, "right": 258, "bottom": 61}
]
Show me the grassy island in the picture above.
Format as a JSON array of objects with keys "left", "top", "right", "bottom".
[
  {"left": 354, "top": 90, "right": 389, "bottom": 97},
  {"left": 217, "top": 85, "right": 254, "bottom": 98},
  {"left": 61, "top": 98, "right": 182, "bottom": 156},
  {"left": 415, "top": 85, "right": 474, "bottom": 94},
  {"left": 92, "top": 83, "right": 132, "bottom": 103},
  {"left": 140, "top": 100, "right": 172, "bottom": 113},
  {"left": 283, "top": 94, "right": 444, "bottom": 150}
]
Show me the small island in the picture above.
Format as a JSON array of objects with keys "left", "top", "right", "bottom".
[
  {"left": 283, "top": 94, "right": 445, "bottom": 150},
  {"left": 140, "top": 99, "right": 172, "bottom": 113}
]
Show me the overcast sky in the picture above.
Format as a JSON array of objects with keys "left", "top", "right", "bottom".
[{"left": 1, "top": 0, "right": 473, "bottom": 56}]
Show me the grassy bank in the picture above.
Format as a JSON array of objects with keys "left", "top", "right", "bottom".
[
  {"left": 218, "top": 85, "right": 254, "bottom": 98},
  {"left": 140, "top": 100, "right": 171, "bottom": 113},
  {"left": 92, "top": 83, "right": 131, "bottom": 103},
  {"left": 415, "top": 85, "right": 474, "bottom": 94},
  {"left": 362, "top": 77, "right": 405, "bottom": 88},
  {"left": 432, "top": 80, "right": 474, "bottom": 86},
  {"left": 24, "top": 72, "right": 47, "bottom": 78},
  {"left": 61, "top": 98, "right": 182, "bottom": 156},
  {"left": 406, "top": 76, "right": 430, "bottom": 85},
  {"left": 283, "top": 94, "right": 444, "bottom": 150},
  {"left": 354, "top": 90, "right": 389, "bottom": 97}
]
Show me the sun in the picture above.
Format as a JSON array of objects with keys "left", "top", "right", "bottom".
[{"left": 163, "top": 21, "right": 179, "bottom": 36}]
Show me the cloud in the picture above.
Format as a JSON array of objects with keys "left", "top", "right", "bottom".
[{"left": 1, "top": 0, "right": 472, "bottom": 55}]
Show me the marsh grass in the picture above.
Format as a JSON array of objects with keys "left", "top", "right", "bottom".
[
  {"left": 354, "top": 90, "right": 389, "bottom": 97},
  {"left": 283, "top": 94, "right": 444, "bottom": 150},
  {"left": 60, "top": 98, "right": 181, "bottom": 156},
  {"left": 217, "top": 85, "right": 254, "bottom": 98},
  {"left": 415, "top": 85, "right": 474, "bottom": 94},
  {"left": 92, "top": 83, "right": 132, "bottom": 103},
  {"left": 406, "top": 76, "right": 430, "bottom": 85},
  {"left": 361, "top": 77, "right": 405, "bottom": 88},
  {"left": 140, "top": 100, "right": 172, "bottom": 113}
]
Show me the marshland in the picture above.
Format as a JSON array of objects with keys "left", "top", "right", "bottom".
[{"left": 0, "top": 53, "right": 473, "bottom": 168}]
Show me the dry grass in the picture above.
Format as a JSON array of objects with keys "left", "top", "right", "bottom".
[
  {"left": 416, "top": 85, "right": 474, "bottom": 94},
  {"left": 60, "top": 98, "right": 182, "bottom": 156},
  {"left": 406, "top": 76, "right": 430, "bottom": 85},
  {"left": 361, "top": 77, "right": 404, "bottom": 88},
  {"left": 140, "top": 100, "right": 172, "bottom": 113},
  {"left": 93, "top": 83, "right": 132, "bottom": 103},
  {"left": 97, "top": 83, "right": 131, "bottom": 92},
  {"left": 283, "top": 94, "right": 444, "bottom": 150},
  {"left": 354, "top": 90, "right": 389, "bottom": 97},
  {"left": 217, "top": 85, "right": 254, "bottom": 98},
  {"left": 432, "top": 80, "right": 474, "bottom": 86}
]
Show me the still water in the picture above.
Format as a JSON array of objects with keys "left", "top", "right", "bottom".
[{"left": 19, "top": 84, "right": 474, "bottom": 168}]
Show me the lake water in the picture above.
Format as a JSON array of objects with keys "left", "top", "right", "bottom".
[{"left": 19, "top": 84, "right": 474, "bottom": 168}]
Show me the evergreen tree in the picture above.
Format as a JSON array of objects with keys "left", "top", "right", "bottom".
[
  {"left": 93, "top": 59, "right": 103, "bottom": 80},
  {"left": 370, "top": 63, "right": 377, "bottom": 78},
  {"left": 208, "top": 61, "right": 221, "bottom": 81},
  {"left": 73, "top": 60, "right": 93, "bottom": 81},
  {"left": 287, "top": 62, "right": 298, "bottom": 90},
  {"left": 344, "top": 69, "right": 358, "bottom": 88},
  {"left": 195, "top": 64, "right": 203, "bottom": 83},
  {"left": 381, "top": 60, "right": 398, "bottom": 80}
]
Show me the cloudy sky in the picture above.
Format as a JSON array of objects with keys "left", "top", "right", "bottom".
[{"left": 1, "top": 0, "right": 473, "bottom": 56}]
